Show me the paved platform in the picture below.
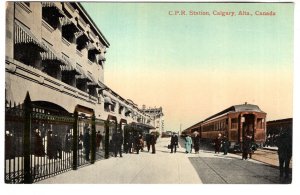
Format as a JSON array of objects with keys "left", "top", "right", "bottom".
[
  {"left": 36, "top": 137, "right": 290, "bottom": 184},
  {"left": 37, "top": 138, "right": 202, "bottom": 184}
]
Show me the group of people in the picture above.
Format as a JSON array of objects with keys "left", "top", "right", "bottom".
[
  {"left": 213, "top": 133, "right": 230, "bottom": 155},
  {"left": 122, "top": 132, "right": 157, "bottom": 155},
  {"left": 168, "top": 132, "right": 202, "bottom": 154}
]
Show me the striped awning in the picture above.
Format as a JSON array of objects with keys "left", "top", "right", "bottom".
[
  {"left": 87, "top": 74, "right": 106, "bottom": 89},
  {"left": 87, "top": 42, "right": 101, "bottom": 54},
  {"left": 60, "top": 56, "right": 81, "bottom": 75},
  {"left": 41, "top": 2, "right": 64, "bottom": 16},
  {"left": 14, "top": 20, "right": 47, "bottom": 52},
  {"left": 75, "top": 65, "right": 92, "bottom": 82},
  {"left": 40, "top": 42, "right": 68, "bottom": 66},
  {"left": 59, "top": 16, "right": 80, "bottom": 32}
]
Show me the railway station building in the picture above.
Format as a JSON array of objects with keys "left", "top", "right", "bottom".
[
  {"left": 5, "top": 2, "right": 156, "bottom": 132},
  {"left": 5, "top": 2, "right": 160, "bottom": 183}
]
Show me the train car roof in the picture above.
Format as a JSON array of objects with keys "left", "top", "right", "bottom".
[{"left": 203, "top": 103, "right": 265, "bottom": 122}]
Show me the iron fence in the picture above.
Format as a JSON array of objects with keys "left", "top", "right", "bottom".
[{"left": 5, "top": 93, "right": 111, "bottom": 184}]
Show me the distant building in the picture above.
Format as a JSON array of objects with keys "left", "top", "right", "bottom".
[{"left": 142, "top": 106, "right": 164, "bottom": 136}]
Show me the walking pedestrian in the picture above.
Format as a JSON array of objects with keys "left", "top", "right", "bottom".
[
  {"left": 193, "top": 133, "right": 200, "bottom": 154},
  {"left": 185, "top": 134, "right": 192, "bottom": 154},
  {"left": 170, "top": 132, "right": 178, "bottom": 153},
  {"left": 214, "top": 133, "right": 222, "bottom": 154}
]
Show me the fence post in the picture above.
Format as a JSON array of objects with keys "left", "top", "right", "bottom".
[
  {"left": 23, "top": 92, "right": 32, "bottom": 184},
  {"left": 72, "top": 110, "right": 78, "bottom": 170},
  {"left": 104, "top": 120, "right": 109, "bottom": 159},
  {"left": 90, "top": 113, "right": 96, "bottom": 164}
]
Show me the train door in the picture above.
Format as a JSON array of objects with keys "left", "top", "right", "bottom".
[{"left": 241, "top": 114, "right": 255, "bottom": 140}]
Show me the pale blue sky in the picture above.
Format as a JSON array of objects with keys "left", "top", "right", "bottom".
[{"left": 82, "top": 3, "right": 294, "bottom": 131}]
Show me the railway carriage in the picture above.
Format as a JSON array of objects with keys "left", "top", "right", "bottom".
[{"left": 183, "top": 103, "right": 267, "bottom": 150}]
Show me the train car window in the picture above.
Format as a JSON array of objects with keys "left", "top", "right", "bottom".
[
  {"left": 257, "top": 118, "right": 263, "bottom": 129},
  {"left": 231, "top": 118, "right": 238, "bottom": 129}
]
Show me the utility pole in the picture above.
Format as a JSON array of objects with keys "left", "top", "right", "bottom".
[{"left": 180, "top": 123, "right": 182, "bottom": 135}]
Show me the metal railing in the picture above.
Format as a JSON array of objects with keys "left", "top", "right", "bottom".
[{"left": 5, "top": 93, "right": 112, "bottom": 184}]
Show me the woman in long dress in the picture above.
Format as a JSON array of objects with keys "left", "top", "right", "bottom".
[{"left": 185, "top": 135, "right": 193, "bottom": 153}]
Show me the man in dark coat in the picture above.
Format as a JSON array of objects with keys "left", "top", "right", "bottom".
[
  {"left": 170, "top": 133, "right": 178, "bottom": 153},
  {"left": 128, "top": 132, "right": 134, "bottom": 153},
  {"left": 112, "top": 132, "right": 123, "bottom": 157},
  {"left": 150, "top": 132, "right": 157, "bottom": 154},
  {"left": 5, "top": 130, "right": 15, "bottom": 160},
  {"left": 65, "top": 130, "right": 72, "bottom": 153},
  {"left": 145, "top": 133, "right": 151, "bottom": 152},
  {"left": 33, "top": 128, "right": 45, "bottom": 157},
  {"left": 83, "top": 129, "right": 91, "bottom": 161},
  {"left": 222, "top": 135, "right": 229, "bottom": 155},
  {"left": 134, "top": 134, "right": 141, "bottom": 154},
  {"left": 214, "top": 133, "right": 222, "bottom": 154},
  {"left": 47, "top": 130, "right": 55, "bottom": 159},
  {"left": 242, "top": 135, "right": 252, "bottom": 160},
  {"left": 193, "top": 133, "right": 200, "bottom": 154},
  {"left": 276, "top": 130, "right": 292, "bottom": 180},
  {"left": 54, "top": 133, "right": 62, "bottom": 159}
]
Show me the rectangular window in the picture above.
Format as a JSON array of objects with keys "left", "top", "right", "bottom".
[
  {"left": 231, "top": 118, "right": 238, "bottom": 129},
  {"left": 257, "top": 118, "right": 264, "bottom": 129}
]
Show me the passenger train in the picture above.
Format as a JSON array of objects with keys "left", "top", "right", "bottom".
[{"left": 183, "top": 103, "right": 267, "bottom": 150}]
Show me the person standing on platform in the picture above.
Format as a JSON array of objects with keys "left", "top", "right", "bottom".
[
  {"left": 276, "top": 129, "right": 292, "bottom": 181},
  {"left": 83, "top": 128, "right": 91, "bottom": 161},
  {"left": 193, "top": 133, "right": 201, "bottom": 154},
  {"left": 96, "top": 131, "right": 103, "bottom": 151},
  {"left": 214, "top": 133, "right": 222, "bottom": 154},
  {"left": 242, "top": 135, "right": 251, "bottom": 160},
  {"left": 170, "top": 133, "right": 178, "bottom": 153},
  {"left": 112, "top": 132, "right": 123, "bottom": 157},
  {"left": 150, "top": 132, "right": 157, "bottom": 154},
  {"left": 222, "top": 135, "right": 229, "bottom": 155},
  {"left": 185, "top": 135, "right": 192, "bottom": 154},
  {"left": 145, "top": 133, "right": 151, "bottom": 152}
]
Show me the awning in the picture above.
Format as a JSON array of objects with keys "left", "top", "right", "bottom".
[
  {"left": 104, "top": 96, "right": 113, "bottom": 105},
  {"left": 87, "top": 73, "right": 99, "bottom": 87},
  {"left": 75, "top": 65, "right": 92, "bottom": 82},
  {"left": 14, "top": 20, "right": 47, "bottom": 52},
  {"left": 59, "top": 16, "right": 80, "bottom": 32},
  {"left": 41, "top": 2, "right": 64, "bottom": 16},
  {"left": 60, "top": 56, "right": 81, "bottom": 75},
  {"left": 97, "top": 80, "right": 106, "bottom": 89},
  {"left": 87, "top": 42, "right": 101, "bottom": 54},
  {"left": 97, "top": 53, "right": 106, "bottom": 63},
  {"left": 132, "top": 122, "right": 155, "bottom": 130},
  {"left": 40, "top": 41, "right": 68, "bottom": 66}
]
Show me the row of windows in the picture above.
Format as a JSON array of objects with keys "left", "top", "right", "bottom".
[
  {"left": 202, "top": 119, "right": 228, "bottom": 132},
  {"left": 201, "top": 117, "right": 265, "bottom": 132}
]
